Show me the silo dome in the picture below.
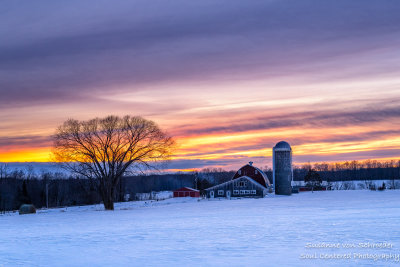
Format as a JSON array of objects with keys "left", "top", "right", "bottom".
[{"left": 274, "top": 141, "right": 291, "bottom": 150}]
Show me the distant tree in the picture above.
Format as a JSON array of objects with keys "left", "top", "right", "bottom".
[
  {"left": 52, "top": 115, "right": 175, "bottom": 210},
  {"left": 16, "top": 179, "right": 32, "bottom": 207},
  {"left": 304, "top": 168, "right": 322, "bottom": 191},
  {"left": 0, "top": 163, "right": 9, "bottom": 179},
  {"left": 0, "top": 164, "right": 5, "bottom": 213},
  {"left": 195, "top": 176, "right": 211, "bottom": 194}
]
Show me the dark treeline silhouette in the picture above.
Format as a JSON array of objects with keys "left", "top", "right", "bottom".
[
  {"left": 0, "top": 167, "right": 197, "bottom": 212},
  {"left": 292, "top": 159, "right": 400, "bottom": 182},
  {"left": 0, "top": 171, "right": 101, "bottom": 213},
  {"left": 1, "top": 159, "right": 399, "bottom": 212},
  {"left": 194, "top": 168, "right": 236, "bottom": 192}
]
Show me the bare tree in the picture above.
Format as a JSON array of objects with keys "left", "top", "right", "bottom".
[
  {"left": 0, "top": 164, "right": 8, "bottom": 213},
  {"left": 52, "top": 115, "right": 175, "bottom": 210},
  {"left": 0, "top": 163, "right": 9, "bottom": 179}
]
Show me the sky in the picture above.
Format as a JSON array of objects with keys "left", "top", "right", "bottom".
[{"left": 1, "top": 0, "right": 400, "bottom": 171}]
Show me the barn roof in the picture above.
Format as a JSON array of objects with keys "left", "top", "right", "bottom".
[
  {"left": 173, "top": 187, "right": 199, "bottom": 192},
  {"left": 232, "top": 163, "right": 271, "bottom": 188}
]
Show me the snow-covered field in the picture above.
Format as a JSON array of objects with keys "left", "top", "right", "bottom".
[{"left": 1, "top": 191, "right": 399, "bottom": 267}]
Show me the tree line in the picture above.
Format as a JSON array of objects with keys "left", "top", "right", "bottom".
[
  {"left": 1, "top": 159, "right": 399, "bottom": 212},
  {"left": 292, "top": 159, "right": 400, "bottom": 182},
  {"left": 0, "top": 166, "right": 195, "bottom": 213}
]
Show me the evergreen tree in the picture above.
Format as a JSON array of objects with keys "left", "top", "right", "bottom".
[{"left": 304, "top": 168, "right": 322, "bottom": 191}]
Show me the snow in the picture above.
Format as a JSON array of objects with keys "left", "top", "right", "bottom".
[
  {"left": 134, "top": 191, "right": 173, "bottom": 201},
  {"left": 1, "top": 191, "right": 400, "bottom": 266}
]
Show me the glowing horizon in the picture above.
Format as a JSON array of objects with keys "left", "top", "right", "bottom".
[{"left": 1, "top": 1, "right": 400, "bottom": 171}]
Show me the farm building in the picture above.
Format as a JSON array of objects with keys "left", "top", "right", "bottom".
[
  {"left": 173, "top": 187, "right": 200, "bottom": 198},
  {"left": 205, "top": 162, "right": 271, "bottom": 198},
  {"left": 232, "top": 161, "right": 271, "bottom": 187},
  {"left": 273, "top": 141, "right": 293, "bottom": 195}
]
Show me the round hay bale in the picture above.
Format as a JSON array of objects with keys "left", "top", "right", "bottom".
[{"left": 19, "top": 204, "right": 36, "bottom": 215}]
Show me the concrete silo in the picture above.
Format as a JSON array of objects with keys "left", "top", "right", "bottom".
[{"left": 273, "top": 141, "right": 293, "bottom": 195}]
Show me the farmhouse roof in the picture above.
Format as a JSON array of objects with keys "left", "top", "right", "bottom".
[
  {"left": 205, "top": 176, "right": 267, "bottom": 191},
  {"left": 173, "top": 187, "right": 199, "bottom": 192}
]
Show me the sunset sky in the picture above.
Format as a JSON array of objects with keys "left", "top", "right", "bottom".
[{"left": 1, "top": 1, "right": 400, "bottom": 171}]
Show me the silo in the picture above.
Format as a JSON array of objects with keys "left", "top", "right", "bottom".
[{"left": 273, "top": 141, "right": 293, "bottom": 195}]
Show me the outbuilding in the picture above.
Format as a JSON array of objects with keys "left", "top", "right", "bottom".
[{"left": 173, "top": 187, "right": 200, "bottom": 198}]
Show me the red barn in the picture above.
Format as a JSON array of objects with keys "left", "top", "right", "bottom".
[{"left": 173, "top": 187, "right": 200, "bottom": 198}]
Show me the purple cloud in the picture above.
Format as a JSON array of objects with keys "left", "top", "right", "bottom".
[{"left": 1, "top": 0, "right": 400, "bottom": 107}]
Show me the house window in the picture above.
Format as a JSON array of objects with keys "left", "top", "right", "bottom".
[
  {"left": 244, "top": 190, "right": 250, "bottom": 194},
  {"left": 233, "top": 190, "right": 239, "bottom": 195},
  {"left": 251, "top": 190, "right": 256, "bottom": 195},
  {"left": 238, "top": 170, "right": 241, "bottom": 175},
  {"left": 255, "top": 170, "right": 258, "bottom": 174},
  {"left": 218, "top": 190, "right": 224, "bottom": 196},
  {"left": 240, "top": 190, "right": 245, "bottom": 195}
]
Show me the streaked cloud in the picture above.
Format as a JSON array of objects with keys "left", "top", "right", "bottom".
[{"left": 1, "top": 0, "right": 400, "bottom": 170}]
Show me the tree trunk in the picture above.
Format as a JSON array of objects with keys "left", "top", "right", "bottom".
[
  {"left": 103, "top": 197, "right": 114, "bottom": 210},
  {"left": 100, "top": 180, "right": 115, "bottom": 210}
]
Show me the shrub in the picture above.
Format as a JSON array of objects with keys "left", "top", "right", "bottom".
[{"left": 378, "top": 182, "right": 386, "bottom": 191}]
